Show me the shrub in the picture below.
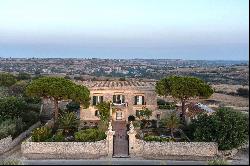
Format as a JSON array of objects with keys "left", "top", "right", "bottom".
[
  {"left": 0, "top": 97, "right": 27, "bottom": 119},
  {"left": 74, "top": 129, "right": 106, "bottom": 142},
  {"left": 157, "top": 99, "right": 166, "bottom": 106},
  {"left": 237, "top": 88, "right": 249, "bottom": 98},
  {"left": 58, "top": 112, "right": 79, "bottom": 134},
  {"left": 98, "top": 120, "right": 108, "bottom": 132},
  {"left": 128, "top": 115, "right": 135, "bottom": 121},
  {"left": 96, "top": 102, "right": 111, "bottom": 122},
  {"left": 190, "top": 108, "right": 249, "bottom": 150},
  {"left": 52, "top": 129, "right": 65, "bottom": 142},
  {"left": 0, "top": 119, "right": 16, "bottom": 139},
  {"left": 66, "top": 101, "right": 80, "bottom": 112},
  {"left": 23, "top": 96, "right": 41, "bottom": 104},
  {"left": 133, "top": 121, "right": 141, "bottom": 129},
  {"left": 31, "top": 126, "right": 52, "bottom": 142},
  {"left": 208, "top": 158, "right": 228, "bottom": 165},
  {"left": 13, "top": 118, "right": 26, "bottom": 138},
  {"left": 17, "top": 72, "right": 31, "bottom": 81},
  {"left": 21, "top": 111, "right": 39, "bottom": 127},
  {"left": 144, "top": 136, "right": 175, "bottom": 142},
  {"left": 0, "top": 158, "right": 23, "bottom": 165}
]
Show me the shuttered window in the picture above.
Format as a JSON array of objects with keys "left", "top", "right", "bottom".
[
  {"left": 134, "top": 95, "right": 145, "bottom": 105},
  {"left": 142, "top": 96, "right": 145, "bottom": 105},
  {"left": 93, "top": 96, "right": 104, "bottom": 106},
  {"left": 113, "top": 95, "right": 125, "bottom": 104}
]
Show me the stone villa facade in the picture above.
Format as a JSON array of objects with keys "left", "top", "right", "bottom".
[{"left": 76, "top": 80, "right": 159, "bottom": 121}]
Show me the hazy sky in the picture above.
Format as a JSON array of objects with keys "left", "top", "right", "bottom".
[{"left": 0, "top": 0, "right": 249, "bottom": 60}]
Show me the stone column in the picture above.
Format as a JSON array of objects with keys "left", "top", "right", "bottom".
[
  {"left": 127, "top": 121, "right": 137, "bottom": 157},
  {"left": 105, "top": 121, "right": 115, "bottom": 158}
]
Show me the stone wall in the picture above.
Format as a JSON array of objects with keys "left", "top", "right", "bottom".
[
  {"left": 130, "top": 139, "right": 218, "bottom": 160},
  {"left": 0, "top": 136, "right": 12, "bottom": 154},
  {"left": 0, "top": 121, "right": 41, "bottom": 154},
  {"left": 21, "top": 139, "right": 108, "bottom": 159},
  {"left": 21, "top": 121, "right": 115, "bottom": 159}
]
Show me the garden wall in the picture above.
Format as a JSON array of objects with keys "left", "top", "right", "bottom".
[
  {"left": 131, "top": 139, "right": 218, "bottom": 160},
  {"left": 0, "top": 121, "right": 41, "bottom": 154},
  {"left": 21, "top": 139, "right": 108, "bottom": 159}
]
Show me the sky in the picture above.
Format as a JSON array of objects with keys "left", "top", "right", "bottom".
[{"left": 0, "top": 0, "right": 249, "bottom": 60}]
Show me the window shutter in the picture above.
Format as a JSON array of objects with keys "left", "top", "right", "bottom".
[
  {"left": 134, "top": 96, "right": 137, "bottom": 105},
  {"left": 122, "top": 95, "right": 125, "bottom": 103},
  {"left": 142, "top": 96, "right": 145, "bottom": 105},
  {"left": 113, "top": 95, "right": 116, "bottom": 103},
  {"left": 100, "top": 96, "right": 104, "bottom": 103},
  {"left": 93, "top": 96, "right": 97, "bottom": 106}
]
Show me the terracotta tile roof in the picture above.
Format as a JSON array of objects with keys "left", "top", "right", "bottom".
[{"left": 75, "top": 80, "right": 156, "bottom": 90}]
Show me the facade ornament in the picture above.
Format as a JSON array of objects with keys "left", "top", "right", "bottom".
[
  {"left": 129, "top": 121, "right": 134, "bottom": 132},
  {"left": 108, "top": 121, "right": 113, "bottom": 131}
]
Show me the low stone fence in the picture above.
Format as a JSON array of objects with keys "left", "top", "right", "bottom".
[
  {"left": 21, "top": 139, "right": 108, "bottom": 159},
  {"left": 131, "top": 139, "right": 218, "bottom": 160},
  {"left": 0, "top": 121, "right": 41, "bottom": 154},
  {"left": 21, "top": 121, "right": 116, "bottom": 159}
]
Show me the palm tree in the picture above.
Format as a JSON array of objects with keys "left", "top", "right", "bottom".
[
  {"left": 162, "top": 112, "right": 180, "bottom": 138},
  {"left": 58, "top": 112, "right": 79, "bottom": 134}
]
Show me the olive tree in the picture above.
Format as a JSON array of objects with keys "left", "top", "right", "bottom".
[
  {"left": 156, "top": 76, "right": 213, "bottom": 122},
  {"left": 26, "top": 77, "right": 90, "bottom": 122}
]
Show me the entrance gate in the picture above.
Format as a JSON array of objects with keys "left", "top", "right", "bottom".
[{"left": 112, "top": 121, "right": 129, "bottom": 158}]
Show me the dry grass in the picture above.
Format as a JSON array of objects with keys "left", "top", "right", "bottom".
[
  {"left": 207, "top": 93, "right": 249, "bottom": 108},
  {"left": 212, "top": 84, "right": 249, "bottom": 94}
]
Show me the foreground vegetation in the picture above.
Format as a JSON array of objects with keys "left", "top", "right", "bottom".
[
  {"left": 186, "top": 108, "right": 249, "bottom": 150},
  {"left": 31, "top": 111, "right": 106, "bottom": 142},
  {"left": 0, "top": 73, "right": 40, "bottom": 139}
]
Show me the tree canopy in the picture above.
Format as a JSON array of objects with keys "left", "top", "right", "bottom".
[
  {"left": 25, "top": 77, "right": 90, "bottom": 121},
  {"left": 17, "top": 72, "right": 31, "bottom": 81},
  {"left": 8, "top": 80, "right": 29, "bottom": 97},
  {"left": 0, "top": 73, "right": 17, "bottom": 87},
  {"left": 156, "top": 76, "right": 213, "bottom": 122},
  {"left": 143, "top": 108, "right": 153, "bottom": 120},
  {"left": 96, "top": 102, "right": 111, "bottom": 122},
  {"left": 189, "top": 108, "right": 249, "bottom": 150},
  {"left": 156, "top": 76, "right": 213, "bottom": 99}
]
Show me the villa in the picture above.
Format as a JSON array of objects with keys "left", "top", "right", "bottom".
[{"left": 76, "top": 80, "right": 160, "bottom": 121}]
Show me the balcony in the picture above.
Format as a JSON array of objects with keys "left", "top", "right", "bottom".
[{"left": 111, "top": 102, "right": 128, "bottom": 108}]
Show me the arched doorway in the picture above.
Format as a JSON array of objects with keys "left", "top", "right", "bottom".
[{"left": 116, "top": 111, "right": 123, "bottom": 120}]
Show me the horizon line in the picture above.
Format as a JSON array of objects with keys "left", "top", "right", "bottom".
[{"left": 0, "top": 57, "right": 249, "bottom": 62}]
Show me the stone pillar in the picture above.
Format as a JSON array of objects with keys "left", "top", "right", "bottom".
[
  {"left": 127, "top": 121, "right": 137, "bottom": 157},
  {"left": 105, "top": 121, "right": 115, "bottom": 158}
]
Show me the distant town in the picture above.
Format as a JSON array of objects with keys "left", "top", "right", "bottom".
[{"left": 0, "top": 58, "right": 248, "bottom": 85}]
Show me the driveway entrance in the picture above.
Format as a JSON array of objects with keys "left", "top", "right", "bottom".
[{"left": 112, "top": 121, "right": 129, "bottom": 158}]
